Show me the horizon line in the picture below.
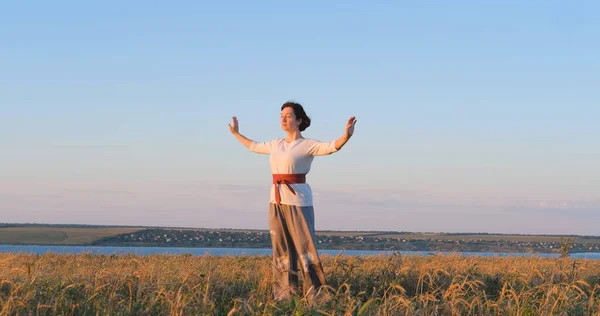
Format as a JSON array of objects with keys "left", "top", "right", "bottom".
[{"left": 1, "top": 222, "right": 597, "bottom": 238}]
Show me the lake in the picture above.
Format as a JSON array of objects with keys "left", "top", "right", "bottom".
[{"left": 1, "top": 245, "right": 600, "bottom": 259}]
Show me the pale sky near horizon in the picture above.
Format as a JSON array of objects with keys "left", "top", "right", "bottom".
[{"left": 1, "top": 1, "right": 599, "bottom": 235}]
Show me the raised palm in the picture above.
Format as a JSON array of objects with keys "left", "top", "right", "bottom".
[
  {"left": 228, "top": 116, "right": 239, "bottom": 134},
  {"left": 345, "top": 116, "right": 357, "bottom": 137}
]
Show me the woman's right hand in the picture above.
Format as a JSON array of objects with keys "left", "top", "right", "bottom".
[
  {"left": 229, "top": 116, "right": 253, "bottom": 148},
  {"left": 228, "top": 116, "right": 239, "bottom": 134}
]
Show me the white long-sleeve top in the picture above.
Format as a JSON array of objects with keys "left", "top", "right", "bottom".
[{"left": 249, "top": 137, "right": 338, "bottom": 206}]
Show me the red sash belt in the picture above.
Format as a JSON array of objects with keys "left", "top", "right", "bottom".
[{"left": 272, "top": 173, "right": 306, "bottom": 205}]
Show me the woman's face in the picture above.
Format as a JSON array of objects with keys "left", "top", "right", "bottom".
[{"left": 280, "top": 107, "right": 301, "bottom": 132}]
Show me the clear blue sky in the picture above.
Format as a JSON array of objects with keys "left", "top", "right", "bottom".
[{"left": 1, "top": 1, "right": 599, "bottom": 234}]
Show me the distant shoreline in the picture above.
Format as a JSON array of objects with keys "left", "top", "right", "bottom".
[
  {"left": 2, "top": 223, "right": 600, "bottom": 254},
  {"left": 2, "top": 243, "right": 597, "bottom": 255},
  {"left": 2, "top": 222, "right": 598, "bottom": 238}
]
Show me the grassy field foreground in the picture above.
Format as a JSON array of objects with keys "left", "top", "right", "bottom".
[{"left": 1, "top": 253, "right": 600, "bottom": 315}]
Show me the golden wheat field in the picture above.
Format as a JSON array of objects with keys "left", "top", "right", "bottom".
[{"left": 1, "top": 252, "right": 600, "bottom": 315}]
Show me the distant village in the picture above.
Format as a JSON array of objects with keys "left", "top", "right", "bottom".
[{"left": 93, "top": 228, "right": 600, "bottom": 253}]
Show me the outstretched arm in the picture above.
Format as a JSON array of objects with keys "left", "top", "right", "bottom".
[
  {"left": 334, "top": 116, "right": 357, "bottom": 150},
  {"left": 228, "top": 116, "right": 253, "bottom": 149},
  {"left": 307, "top": 116, "right": 357, "bottom": 156},
  {"left": 229, "top": 116, "right": 272, "bottom": 154}
]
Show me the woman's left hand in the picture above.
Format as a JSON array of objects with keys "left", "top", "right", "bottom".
[{"left": 345, "top": 116, "right": 357, "bottom": 138}]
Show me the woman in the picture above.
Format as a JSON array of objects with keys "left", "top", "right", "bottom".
[{"left": 228, "top": 101, "right": 356, "bottom": 301}]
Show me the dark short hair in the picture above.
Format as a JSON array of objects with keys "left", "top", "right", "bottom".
[{"left": 281, "top": 101, "right": 311, "bottom": 131}]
